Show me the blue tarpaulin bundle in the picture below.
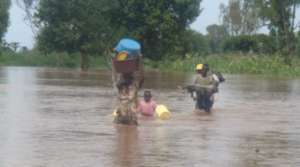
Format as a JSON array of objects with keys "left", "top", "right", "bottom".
[{"left": 114, "top": 38, "right": 141, "bottom": 56}]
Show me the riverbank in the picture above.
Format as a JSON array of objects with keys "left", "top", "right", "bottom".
[
  {"left": 0, "top": 51, "right": 108, "bottom": 69},
  {"left": 1, "top": 52, "right": 299, "bottom": 76},
  {"left": 145, "top": 54, "right": 300, "bottom": 77}
]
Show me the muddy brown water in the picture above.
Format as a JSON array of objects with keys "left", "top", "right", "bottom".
[{"left": 0, "top": 67, "right": 299, "bottom": 167}]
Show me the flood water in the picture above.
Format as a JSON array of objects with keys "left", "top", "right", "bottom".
[{"left": 0, "top": 67, "right": 299, "bottom": 167}]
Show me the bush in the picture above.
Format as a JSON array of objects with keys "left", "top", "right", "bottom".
[
  {"left": 0, "top": 50, "right": 111, "bottom": 69},
  {"left": 222, "top": 35, "right": 256, "bottom": 53},
  {"left": 222, "top": 34, "right": 276, "bottom": 54},
  {"left": 145, "top": 53, "right": 300, "bottom": 76},
  {"left": 254, "top": 34, "right": 277, "bottom": 54},
  {"left": 297, "top": 31, "right": 300, "bottom": 57}
]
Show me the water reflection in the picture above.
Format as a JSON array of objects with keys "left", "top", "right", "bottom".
[
  {"left": 113, "top": 126, "right": 141, "bottom": 167},
  {"left": 0, "top": 67, "right": 37, "bottom": 167}
]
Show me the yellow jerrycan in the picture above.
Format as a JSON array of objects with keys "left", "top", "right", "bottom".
[
  {"left": 112, "top": 110, "right": 118, "bottom": 117},
  {"left": 155, "top": 105, "right": 171, "bottom": 120}
]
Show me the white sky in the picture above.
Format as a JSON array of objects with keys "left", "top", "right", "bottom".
[{"left": 3, "top": 0, "right": 299, "bottom": 49}]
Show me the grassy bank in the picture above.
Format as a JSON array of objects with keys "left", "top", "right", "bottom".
[
  {"left": 145, "top": 54, "right": 300, "bottom": 77},
  {"left": 0, "top": 51, "right": 109, "bottom": 69},
  {"left": 1, "top": 51, "right": 300, "bottom": 76}
]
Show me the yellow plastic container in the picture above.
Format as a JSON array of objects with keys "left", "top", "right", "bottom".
[
  {"left": 155, "top": 105, "right": 171, "bottom": 120},
  {"left": 116, "top": 52, "right": 128, "bottom": 61},
  {"left": 112, "top": 110, "right": 118, "bottom": 117}
]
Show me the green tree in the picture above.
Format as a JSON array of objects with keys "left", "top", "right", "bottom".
[
  {"left": 0, "top": 0, "right": 11, "bottom": 43},
  {"left": 255, "top": 0, "right": 300, "bottom": 64},
  {"left": 111, "top": 0, "right": 202, "bottom": 60},
  {"left": 206, "top": 24, "right": 229, "bottom": 53},
  {"left": 180, "top": 29, "right": 209, "bottom": 56},
  {"left": 33, "top": 0, "right": 202, "bottom": 68},
  {"left": 222, "top": 34, "right": 276, "bottom": 54},
  {"left": 297, "top": 31, "right": 300, "bottom": 56},
  {"left": 220, "top": 0, "right": 261, "bottom": 36},
  {"left": 35, "top": 0, "right": 116, "bottom": 71}
]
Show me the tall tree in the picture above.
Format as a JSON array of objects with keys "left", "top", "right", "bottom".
[
  {"left": 35, "top": 0, "right": 116, "bottom": 71},
  {"left": 220, "top": 0, "right": 261, "bottom": 36},
  {"left": 16, "top": 0, "right": 40, "bottom": 34},
  {"left": 111, "top": 0, "right": 202, "bottom": 59},
  {"left": 206, "top": 24, "right": 229, "bottom": 53},
  {"left": 30, "top": 0, "right": 202, "bottom": 67},
  {"left": 0, "top": 0, "right": 11, "bottom": 43},
  {"left": 179, "top": 29, "right": 209, "bottom": 56},
  {"left": 255, "top": 0, "right": 300, "bottom": 64}
]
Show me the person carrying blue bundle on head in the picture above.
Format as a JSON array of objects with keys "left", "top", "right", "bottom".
[{"left": 112, "top": 38, "right": 144, "bottom": 125}]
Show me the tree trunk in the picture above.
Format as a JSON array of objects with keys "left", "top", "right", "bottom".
[
  {"left": 277, "top": 1, "right": 295, "bottom": 66},
  {"left": 291, "top": 0, "right": 297, "bottom": 33},
  {"left": 80, "top": 51, "right": 89, "bottom": 71}
]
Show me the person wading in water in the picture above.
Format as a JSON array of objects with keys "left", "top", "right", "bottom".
[
  {"left": 184, "top": 64, "right": 225, "bottom": 112},
  {"left": 112, "top": 55, "right": 144, "bottom": 125}
]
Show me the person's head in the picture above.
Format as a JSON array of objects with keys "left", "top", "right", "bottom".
[
  {"left": 144, "top": 90, "right": 152, "bottom": 102},
  {"left": 196, "top": 63, "right": 209, "bottom": 76},
  {"left": 116, "top": 73, "right": 134, "bottom": 93}
]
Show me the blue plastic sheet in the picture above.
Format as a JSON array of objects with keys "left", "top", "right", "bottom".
[{"left": 115, "top": 38, "right": 141, "bottom": 56}]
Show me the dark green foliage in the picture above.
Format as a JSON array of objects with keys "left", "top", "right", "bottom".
[
  {"left": 178, "top": 29, "right": 210, "bottom": 57},
  {"left": 0, "top": 0, "right": 10, "bottom": 43},
  {"left": 297, "top": 31, "right": 300, "bottom": 57},
  {"left": 35, "top": 0, "right": 122, "bottom": 70},
  {"left": 254, "top": 34, "right": 277, "bottom": 54},
  {"left": 255, "top": 0, "right": 300, "bottom": 64},
  {"left": 35, "top": 0, "right": 114, "bottom": 54},
  {"left": 145, "top": 54, "right": 300, "bottom": 76},
  {"left": 222, "top": 34, "right": 276, "bottom": 54},
  {"left": 223, "top": 35, "right": 256, "bottom": 53},
  {"left": 109, "top": 0, "right": 202, "bottom": 60},
  {"left": 34, "top": 0, "right": 203, "bottom": 69}
]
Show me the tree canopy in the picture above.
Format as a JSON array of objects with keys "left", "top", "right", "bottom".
[
  {"left": 32, "top": 0, "right": 203, "bottom": 69},
  {"left": 255, "top": 0, "right": 300, "bottom": 64},
  {"left": 0, "top": 0, "right": 11, "bottom": 42},
  {"left": 102, "top": 0, "right": 203, "bottom": 59},
  {"left": 220, "top": 0, "right": 261, "bottom": 36}
]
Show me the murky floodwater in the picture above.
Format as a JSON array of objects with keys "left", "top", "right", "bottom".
[{"left": 0, "top": 67, "right": 299, "bottom": 167}]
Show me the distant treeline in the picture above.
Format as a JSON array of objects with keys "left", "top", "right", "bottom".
[{"left": 1, "top": 0, "right": 300, "bottom": 71}]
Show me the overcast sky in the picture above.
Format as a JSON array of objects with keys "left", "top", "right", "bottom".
[{"left": 4, "top": 0, "right": 299, "bottom": 49}]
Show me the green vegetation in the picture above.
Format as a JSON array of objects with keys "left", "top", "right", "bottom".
[
  {"left": 0, "top": 51, "right": 108, "bottom": 69},
  {"left": 1, "top": 51, "right": 299, "bottom": 77},
  {"left": 33, "top": 0, "right": 202, "bottom": 70},
  {"left": 1, "top": 0, "right": 300, "bottom": 77},
  {"left": 0, "top": 0, "right": 10, "bottom": 41},
  {"left": 145, "top": 54, "right": 300, "bottom": 77}
]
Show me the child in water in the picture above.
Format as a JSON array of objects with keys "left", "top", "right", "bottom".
[{"left": 138, "top": 90, "right": 157, "bottom": 117}]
